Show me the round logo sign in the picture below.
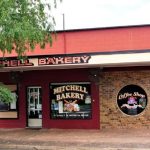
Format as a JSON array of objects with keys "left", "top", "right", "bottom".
[{"left": 117, "top": 85, "right": 147, "bottom": 116}]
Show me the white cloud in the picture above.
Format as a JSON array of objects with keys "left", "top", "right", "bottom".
[{"left": 52, "top": 0, "right": 150, "bottom": 30}]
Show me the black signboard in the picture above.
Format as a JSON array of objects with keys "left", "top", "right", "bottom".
[
  {"left": 50, "top": 83, "right": 92, "bottom": 119},
  {"left": 117, "top": 85, "right": 147, "bottom": 116}
]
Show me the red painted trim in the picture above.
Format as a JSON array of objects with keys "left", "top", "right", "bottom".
[
  {"left": 0, "top": 69, "right": 100, "bottom": 129},
  {"left": 1, "top": 26, "right": 150, "bottom": 57}
]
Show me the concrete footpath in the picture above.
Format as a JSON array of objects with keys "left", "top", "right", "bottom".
[{"left": 0, "top": 128, "right": 149, "bottom": 150}]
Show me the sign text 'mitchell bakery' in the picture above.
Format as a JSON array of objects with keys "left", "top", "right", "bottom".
[{"left": 0, "top": 55, "right": 91, "bottom": 67}]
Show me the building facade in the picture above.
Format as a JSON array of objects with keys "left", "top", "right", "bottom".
[{"left": 0, "top": 25, "right": 150, "bottom": 129}]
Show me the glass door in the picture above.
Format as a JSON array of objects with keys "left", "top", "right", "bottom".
[{"left": 27, "top": 87, "right": 42, "bottom": 128}]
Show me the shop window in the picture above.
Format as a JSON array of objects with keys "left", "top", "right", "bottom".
[
  {"left": 117, "top": 84, "right": 147, "bottom": 116},
  {"left": 50, "top": 82, "right": 92, "bottom": 119},
  {"left": 0, "top": 85, "right": 18, "bottom": 119}
]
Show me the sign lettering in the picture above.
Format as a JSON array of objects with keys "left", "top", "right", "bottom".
[
  {"left": 0, "top": 59, "right": 34, "bottom": 67},
  {"left": 38, "top": 55, "right": 91, "bottom": 65},
  {"left": 0, "top": 55, "right": 91, "bottom": 67}
]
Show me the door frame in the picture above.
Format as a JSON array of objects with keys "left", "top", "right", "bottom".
[{"left": 26, "top": 86, "right": 42, "bottom": 128}]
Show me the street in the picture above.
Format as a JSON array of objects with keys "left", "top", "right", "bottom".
[{"left": 0, "top": 128, "right": 150, "bottom": 150}]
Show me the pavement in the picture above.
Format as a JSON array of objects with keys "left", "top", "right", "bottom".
[{"left": 0, "top": 128, "right": 149, "bottom": 150}]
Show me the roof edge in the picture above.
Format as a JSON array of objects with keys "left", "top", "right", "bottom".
[{"left": 55, "top": 24, "right": 150, "bottom": 33}]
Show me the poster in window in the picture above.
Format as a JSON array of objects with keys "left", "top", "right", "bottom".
[
  {"left": 50, "top": 82, "right": 92, "bottom": 119},
  {"left": 117, "top": 85, "right": 147, "bottom": 116}
]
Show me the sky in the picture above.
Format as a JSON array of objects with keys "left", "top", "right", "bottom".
[{"left": 51, "top": 0, "right": 150, "bottom": 30}]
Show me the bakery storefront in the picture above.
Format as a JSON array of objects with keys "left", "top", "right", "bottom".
[
  {"left": 0, "top": 52, "right": 150, "bottom": 129},
  {"left": 0, "top": 25, "right": 150, "bottom": 129},
  {"left": 0, "top": 54, "right": 100, "bottom": 129}
]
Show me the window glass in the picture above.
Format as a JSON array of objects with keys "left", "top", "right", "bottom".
[
  {"left": 50, "top": 82, "right": 92, "bottom": 119},
  {"left": 27, "top": 87, "right": 42, "bottom": 119},
  {"left": 0, "top": 85, "right": 18, "bottom": 118}
]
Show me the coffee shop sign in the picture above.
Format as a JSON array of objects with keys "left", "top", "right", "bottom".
[{"left": 0, "top": 55, "right": 91, "bottom": 67}]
